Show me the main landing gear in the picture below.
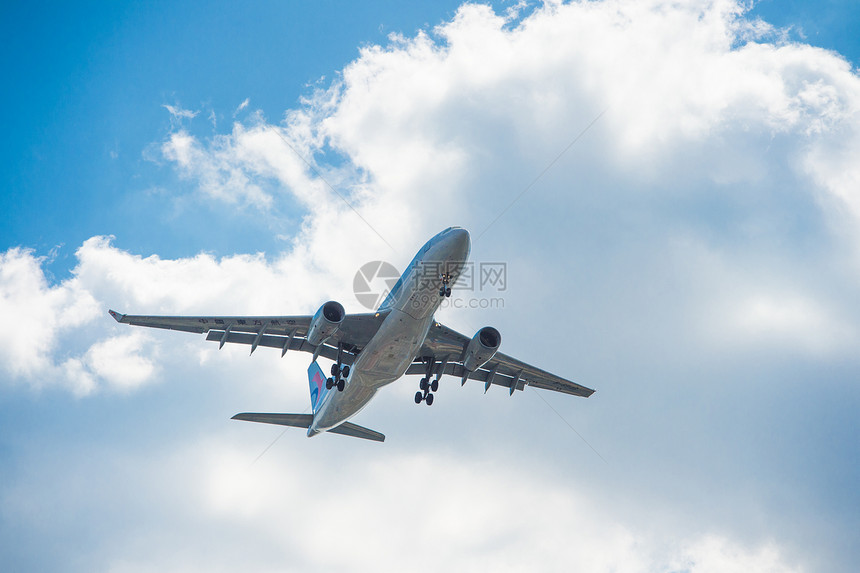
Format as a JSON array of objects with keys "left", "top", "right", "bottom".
[
  {"left": 439, "top": 273, "right": 452, "bottom": 298},
  {"left": 414, "top": 357, "right": 440, "bottom": 406},
  {"left": 326, "top": 343, "right": 349, "bottom": 392}
]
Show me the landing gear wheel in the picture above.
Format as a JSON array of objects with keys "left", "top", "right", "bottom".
[
  {"left": 419, "top": 377, "right": 428, "bottom": 391},
  {"left": 425, "top": 393, "right": 434, "bottom": 406},
  {"left": 439, "top": 272, "right": 453, "bottom": 297},
  {"left": 337, "top": 379, "right": 345, "bottom": 392},
  {"left": 326, "top": 377, "right": 334, "bottom": 389},
  {"left": 431, "top": 379, "right": 439, "bottom": 392},
  {"left": 414, "top": 391, "right": 423, "bottom": 404},
  {"left": 331, "top": 364, "right": 339, "bottom": 376},
  {"left": 341, "top": 365, "right": 350, "bottom": 378}
]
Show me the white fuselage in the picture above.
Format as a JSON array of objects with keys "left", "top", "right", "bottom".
[{"left": 308, "top": 227, "right": 470, "bottom": 435}]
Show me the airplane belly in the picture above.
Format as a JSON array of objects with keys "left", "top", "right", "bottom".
[
  {"left": 312, "top": 309, "right": 433, "bottom": 432},
  {"left": 312, "top": 374, "right": 377, "bottom": 431},
  {"left": 354, "top": 309, "right": 432, "bottom": 382}
]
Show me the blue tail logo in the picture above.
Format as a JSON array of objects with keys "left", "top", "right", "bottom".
[{"left": 308, "top": 361, "right": 328, "bottom": 414}]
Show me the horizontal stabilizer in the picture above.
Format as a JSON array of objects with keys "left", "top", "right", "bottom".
[
  {"left": 232, "top": 412, "right": 313, "bottom": 428},
  {"left": 231, "top": 413, "right": 385, "bottom": 442},
  {"left": 328, "top": 422, "right": 385, "bottom": 442}
]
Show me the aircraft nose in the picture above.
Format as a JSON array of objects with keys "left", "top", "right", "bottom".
[{"left": 449, "top": 227, "right": 470, "bottom": 252}]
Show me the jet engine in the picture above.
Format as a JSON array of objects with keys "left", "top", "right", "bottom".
[
  {"left": 462, "top": 326, "right": 501, "bottom": 372},
  {"left": 307, "top": 301, "right": 345, "bottom": 346}
]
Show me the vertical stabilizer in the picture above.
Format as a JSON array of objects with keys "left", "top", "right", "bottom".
[{"left": 307, "top": 361, "right": 328, "bottom": 414}]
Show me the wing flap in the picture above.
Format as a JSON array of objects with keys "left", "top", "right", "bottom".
[
  {"left": 405, "top": 362, "right": 528, "bottom": 392},
  {"left": 203, "top": 331, "right": 349, "bottom": 363}
]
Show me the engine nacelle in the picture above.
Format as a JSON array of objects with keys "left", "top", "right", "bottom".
[
  {"left": 307, "top": 301, "right": 345, "bottom": 346},
  {"left": 462, "top": 326, "right": 501, "bottom": 372}
]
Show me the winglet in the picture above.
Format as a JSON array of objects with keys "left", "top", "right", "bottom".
[{"left": 108, "top": 309, "right": 126, "bottom": 323}]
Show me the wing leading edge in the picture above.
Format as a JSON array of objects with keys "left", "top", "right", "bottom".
[{"left": 108, "top": 309, "right": 386, "bottom": 363}]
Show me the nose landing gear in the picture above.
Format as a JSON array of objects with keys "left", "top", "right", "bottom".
[{"left": 438, "top": 273, "right": 452, "bottom": 298}]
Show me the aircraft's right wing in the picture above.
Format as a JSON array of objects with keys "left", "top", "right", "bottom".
[
  {"left": 407, "top": 321, "right": 595, "bottom": 397},
  {"left": 108, "top": 309, "right": 386, "bottom": 364}
]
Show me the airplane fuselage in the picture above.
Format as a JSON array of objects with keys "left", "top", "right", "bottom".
[{"left": 309, "top": 227, "right": 470, "bottom": 435}]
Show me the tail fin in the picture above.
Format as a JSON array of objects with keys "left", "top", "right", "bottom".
[{"left": 308, "top": 361, "right": 328, "bottom": 414}]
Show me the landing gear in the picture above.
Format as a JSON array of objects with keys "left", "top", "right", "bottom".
[
  {"left": 416, "top": 376, "right": 435, "bottom": 405},
  {"left": 326, "top": 343, "right": 349, "bottom": 392},
  {"left": 438, "top": 273, "right": 452, "bottom": 298},
  {"left": 414, "top": 381, "right": 436, "bottom": 406},
  {"left": 414, "top": 356, "right": 444, "bottom": 406}
]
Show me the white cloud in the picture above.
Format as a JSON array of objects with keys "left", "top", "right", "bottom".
[
  {"left": 163, "top": 104, "right": 199, "bottom": 120},
  {"left": 233, "top": 97, "right": 250, "bottom": 116},
  {"left": 83, "top": 332, "right": 157, "bottom": 391},
  {"left": 160, "top": 129, "right": 274, "bottom": 208},
  {"left": 0, "top": 247, "right": 99, "bottom": 380},
  {"left": 732, "top": 293, "right": 855, "bottom": 354},
  {"left": 666, "top": 536, "right": 803, "bottom": 573},
  {"left": 61, "top": 357, "right": 97, "bottom": 396},
  {"left": 187, "top": 444, "right": 805, "bottom": 572},
  {"left": 3, "top": 431, "right": 803, "bottom": 573},
  {"left": 0, "top": 235, "right": 346, "bottom": 394}
]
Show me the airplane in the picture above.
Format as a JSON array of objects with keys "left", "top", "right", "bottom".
[{"left": 109, "top": 227, "right": 594, "bottom": 442}]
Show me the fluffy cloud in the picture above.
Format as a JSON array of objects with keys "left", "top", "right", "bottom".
[
  {"left": 191, "top": 446, "right": 804, "bottom": 573},
  {"left": 81, "top": 332, "right": 157, "bottom": 391},
  {"left": 2, "top": 432, "right": 804, "bottom": 573},
  {"left": 0, "top": 235, "right": 347, "bottom": 395},
  {"left": 0, "top": 247, "right": 99, "bottom": 381}
]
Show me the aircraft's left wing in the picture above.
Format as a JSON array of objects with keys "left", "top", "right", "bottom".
[
  {"left": 108, "top": 309, "right": 385, "bottom": 364},
  {"left": 407, "top": 321, "right": 595, "bottom": 397}
]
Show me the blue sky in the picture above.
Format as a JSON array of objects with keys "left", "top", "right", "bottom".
[
  {"left": 2, "top": 1, "right": 860, "bottom": 572},
  {"left": 2, "top": 0, "right": 465, "bottom": 268}
]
